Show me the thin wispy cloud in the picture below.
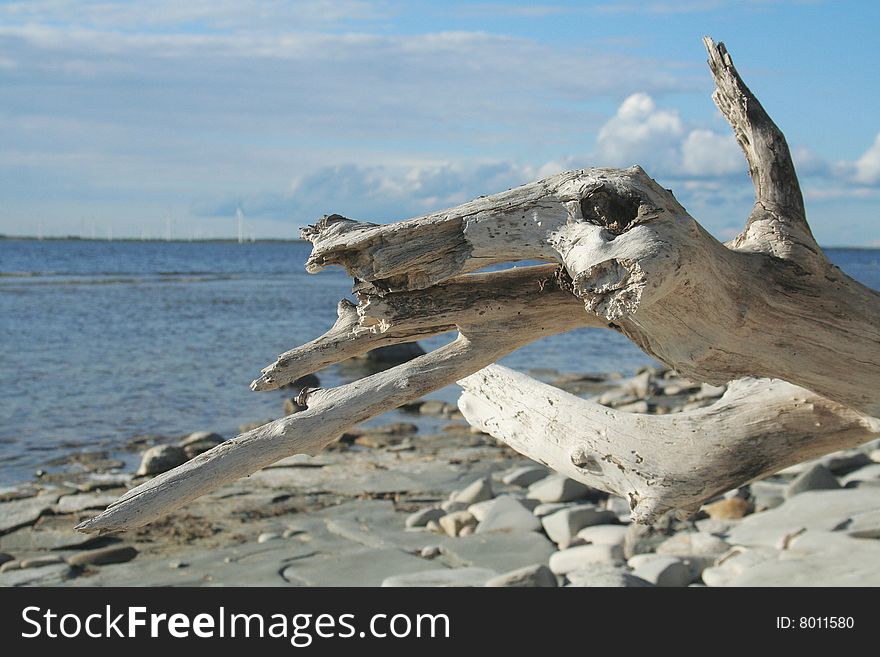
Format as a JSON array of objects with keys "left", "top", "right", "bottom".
[{"left": 0, "top": 0, "right": 874, "bottom": 247}]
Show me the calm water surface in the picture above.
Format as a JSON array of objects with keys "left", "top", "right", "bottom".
[{"left": 2, "top": 240, "right": 878, "bottom": 484}]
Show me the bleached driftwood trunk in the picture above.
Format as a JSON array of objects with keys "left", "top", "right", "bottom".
[
  {"left": 78, "top": 38, "right": 879, "bottom": 534},
  {"left": 459, "top": 367, "right": 878, "bottom": 521}
]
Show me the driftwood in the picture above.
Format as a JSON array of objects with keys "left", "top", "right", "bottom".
[{"left": 78, "top": 38, "right": 878, "bottom": 534}]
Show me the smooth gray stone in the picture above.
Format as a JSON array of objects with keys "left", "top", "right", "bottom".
[
  {"left": 467, "top": 499, "right": 496, "bottom": 522},
  {"left": 485, "top": 564, "right": 557, "bottom": 587},
  {"left": 179, "top": 431, "right": 224, "bottom": 447},
  {"left": 726, "top": 489, "right": 880, "bottom": 547},
  {"left": 136, "top": 445, "right": 187, "bottom": 476},
  {"left": 604, "top": 495, "right": 632, "bottom": 519},
  {"left": 576, "top": 525, "right": 629, "bottom": 547},
  {"left": 382, "top": 567, "right": 497, "bottom": 587},
  {"left": 450, "top": 477, "right": 493, "bottom": 505},
  {"left": 565, "top": 563, "right": 653, "bottom": 587},
  {"left": 439, "top": 511, "right": 477, "bottom": 537},
  {"left": 532, "top": 502, "right": 571, "bottom": 518},
  {"left": 284, "top": 547, "right": 440, "bottom": 587},
  {"left": 542, "top": 505, "right": 618, "bottom": 545},
  {"left": 843, "top": 509, "right": 880, "bottom": 538},
  {"left": 0, "top": 525, "right": 107, "bottom": 552},
  {"left": 785, "top": 464, "right": 840, "bottom": 498},
  {"left": 405, "top": 507, "right": 446, "bottom": 528},
  {"left": 549, "top": 544, "right": 624, "bottom": 574},
  {"left": 20, "top": 555, "right": 65, "bottom": 569},
  {"left": 632, "top": 555, "right": 693, "bottom": 587},
  {"left": 56, "top": 492, "right": 120, "bottom": 514},
  {"left": 705, "top": 532, "right": 880, "bottom": 586},
  {"left": 80, "top": 539, "right": 322, "bottom": 587},
  {"left": 476, "top": 496, "right": 541, "bottom": 534},
  {"left": 655, "top": 532, "right": 730, "bottom": 557},
  {"left": 527, "top": 475, "right": 593, "bottom": 503},
  {"left": 440, "top": 531, "right": 556, "bottom": 573},
  {"left": 68, "top": 545, "right": 138, "bottom": 567},
  {"left": 841, "top": 464, "right": 880, "bottom": 486},
  {"left": 0, "top": 563, "right": 73, "bottom": 587},
  {"left": 821, "top": 449, "right": 872, "bottom": 474},
  {"left": 0, "top": 492, "right": 62, "bottom": 534},
  {"left": 502, "top": 465, "right": 549, "bottom": 488},
  {"left": 701, "top": 547, "right": 782, "bottom": 586}
]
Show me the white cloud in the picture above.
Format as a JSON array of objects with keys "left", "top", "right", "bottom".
[
  {"left": 595, "top": 92, "right": 743, "bottom": 178},
  {"left": 853, "top": 134, "right": 880, "bottom": 186},
  {"left": 680, "top": 129, "right": 743, "bottom": 176}
]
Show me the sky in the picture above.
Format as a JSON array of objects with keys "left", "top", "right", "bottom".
[{"left": 0, "top": 0, "right": 878, "bottom": 245}]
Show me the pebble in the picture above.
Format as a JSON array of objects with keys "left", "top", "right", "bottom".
[
  {"left": 382, "top": 567, "right": 497, "bottom": 587},
  {"left": 501, "top": 465, "right": 549, "bottom": 488},
  {"left": 425, "top": 520, "right": 443, "bottom": 534},
  {"left": 565, "top": 563, "right": 653, "bottom": 588},
  {"left": 631, "top": 555, "right": 693, "bottom": 587},
  {"left": 701, "top": 546, "right": 781, "bottom": 586},
  {"left": 68, "top": 545, "right": 138, "bottom": 567},
  {"left": 542, "top": 505, "right": 618, "bottom": 546},
  {"left": 0, "top": 560, "right": 21, "bottom": 573},
  {"left": 0, "top": 492, "right": 62, "bottom": 534},
  {"left": 440, "top": 531, "right": 555, "bottom": 573},
  {"left": 695, "top": 518, "right": 740, "bottom": 535},
  {"left": 56, "top": 492, "right": 120, "bottom": 514},
  {"left": 485, "top": 564, "right": 557, "bottom": 587},
  {"left": 405, "top": 507, "right": 446, "bottom": 528},
  {"left": 785, "top": 463, "right": 840, "bottom": 497},
  {"left": 476, "top": 496, "right": 542, "bottom": 534},
  {"left": 702, "top": 497, "right": 753, "bottom": 520},
  {"left": 450, "top": 477, "right": 493, "bottom": 505},
  {"left": 845, "top": 509, "right": 880, "bottom": 539},
  {"left": 655, "top": 532, "right": 730, "bottom": 557},
  {"left": 440, "top": 500, "right": 469, "bottom": 513},
  {"left": 576, "top": 524, "right": 629, "bottom": 547},
  {"left": 439, "top": 511, "right": 477, "bottom": 537},
  {"left": 20, "top": 555, "right": 64, "bottom": 569},
  {"left": 615, "top": 400, "right": 650, "bottom": 413},
  {"left": 840, "top": 463, "right": 880, "bottom": 486},
  {"left": 420, "top": 546, "right": 440, "bottom": 559},
  {"left": 549, "top": 544, "right": 624, "bottom": 575},
  {"left": 532, "top": 502, "right": 571, "bottom": 517},
  {"left": 604, "top": 495, "right": 632, "bottom": 519},
  {"left": 257, "top": 532, "right": 281, "bottom": 543},
  {"left": 725, "top": 488, "right": 880, "bottom": 547},
  {"left": 179, "top": 431, "right": 224, "bottom": 447},
  {"left": 527, "top": 475, "right": 596, "bottom": 504},
  {"left": 467, "top": 499, "right": 496, "bottom": 522},
  {"left": 136, "top": 445, "right": 187, "bottom": 476}
]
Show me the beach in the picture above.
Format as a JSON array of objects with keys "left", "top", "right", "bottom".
[{"left": 2, "top": 363, "right": 879, "bottom": 587}]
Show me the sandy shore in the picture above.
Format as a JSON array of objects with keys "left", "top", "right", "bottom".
[{"left": 2, "top": 367, "right": 879, "bottom": 587}]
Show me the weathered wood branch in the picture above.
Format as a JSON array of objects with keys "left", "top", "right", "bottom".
[
  {"left": 78, "top": 268, "right": 593, "bottom": 533},
  {"left": 459, "top": 365, "right": 879, "bottom": 522},
  {"left": 78, "top": 37, "right": 880, "bottom": 533},
  {"left": 703, "top": 37, "right": 817, "bottom": 261},
  {"left": 298, "top": 42, "right": 880, "bottom": 416}
]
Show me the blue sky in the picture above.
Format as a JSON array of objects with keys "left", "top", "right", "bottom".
[{"left": 1, "top": 1, "right": 878, "bottom": 245}]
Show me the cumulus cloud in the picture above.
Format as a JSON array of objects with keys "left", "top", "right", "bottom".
[{"left": 595, "top": 92, "right": 743, "bottom": 178}]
